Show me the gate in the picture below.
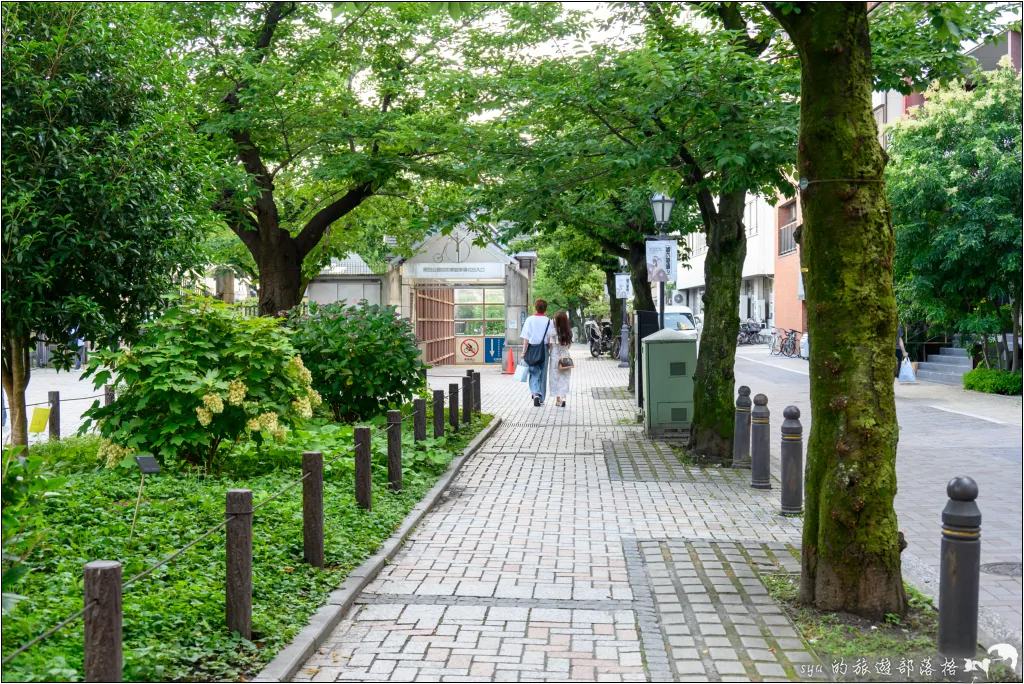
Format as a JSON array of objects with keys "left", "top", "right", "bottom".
[{"left": 415, "top": 286, "right": 455, "bottom": 365}]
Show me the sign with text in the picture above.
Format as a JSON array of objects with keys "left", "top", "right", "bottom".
[
  {"left": 646, "top": 240, "right": 677, "bottom": 283},
  {"left": 484, "top": 337, "right": 505, "bottom": 363},
  {"left": 614, "top": 274, "right": 633, "bottom": 299},
  {"left": 404, "top": 262, "right": 505, "bottom": 279}
]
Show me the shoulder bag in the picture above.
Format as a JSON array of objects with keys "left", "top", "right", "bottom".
[{"left": 523, "top": 320, "right": 551, "bottom": 367}]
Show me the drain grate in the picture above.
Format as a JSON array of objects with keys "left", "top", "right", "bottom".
[
  {"left": 592, "top": 387, "right": 630, "bottom": 400},
  {"left": 980, "top": 562, "right": 1023, "bottom": 577}
]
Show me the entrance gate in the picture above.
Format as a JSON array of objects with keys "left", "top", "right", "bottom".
[{"left": 415, "top": 286, "right": 455, "bottom": 365}]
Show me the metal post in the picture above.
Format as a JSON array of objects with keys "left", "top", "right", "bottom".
[
  {"left": 472, "top": 370, "right": 482, "bottom": 413},
  {"left": 432, "top": 389, "right": 444, "bottom": 439},
  {"left": 84, "top": 560, "right": 122, "bottom": 682},
  {"left": 128, "top": 473, "right": 145, "bottom": 540},
  {"left": 779, "top": 406, "right": 803, "bottom": 516},
  {"left": 104, "top": 385, "right": 115, "bottom": 407},
  {"left": 461, "top": 376, "right": 471, "bottom": 425},
  {"left": 731, "top": 386, "right": 752, "bottom": 469},
  {"left": 387, "top": 410, "right": 402, "bottom": 491},
  {"left": 659, "top": 281, "right": 665, "bottom": 330},
  {"left": 354, "top": 426, "right": 372, "bottom": 510},
  {"left": 619, "top": 303, "right": 630, "bottom": 368},
  {"left": 225, "top": 489, "right": 252, "bottom": 639},
  {"left": 938, "top": 476, "right": 981, "bottom": 657},
  {"left": 750, "top": 394, "right": 771, "bottom": 489},
  {"left": 413, "top": 398, "right": 427, "bottom": 443},
  {"left": 449, "top": 383, "right": 459, "bottom": 433},
  {"left": 302, "top": 452, "right": 324, "bottom": 568},
  {"left": 47, "top": 391, "right": 60, "bottom": 441}
]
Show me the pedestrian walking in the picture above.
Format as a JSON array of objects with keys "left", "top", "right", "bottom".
[
  {"left": 895, "top": 321, "right": 907, "bottom": 379},
  {"left": 550, "top": 311, "right": 574, "bottom": 408},
  {"left": 520, "top": 298, "right": 554, "bottom": 406}
]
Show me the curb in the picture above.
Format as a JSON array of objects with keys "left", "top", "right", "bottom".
[{"left": 253, "top": 416, "right": 502, "bottom": 683}]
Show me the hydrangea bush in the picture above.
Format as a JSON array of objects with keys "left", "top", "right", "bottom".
[
  {"left": 287, "top": 302, "right": 425, "bottom": 422},
  {"left": 82, "top": 298, "right": 320, "bottom": 468}
]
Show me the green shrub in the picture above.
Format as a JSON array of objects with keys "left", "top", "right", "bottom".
[
  {"left": 287, "top": 303, "right": 425, "bottom": 422},
  {"left": 81, "top": 297, "right": 320, "bottom": 468},
  {"left": 962, "top": 367, "right": 1023, "bottom": 395}
]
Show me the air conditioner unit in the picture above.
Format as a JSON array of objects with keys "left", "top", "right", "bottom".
[{"left": 672, "top": 292, "right": 686, "bottom": 305}]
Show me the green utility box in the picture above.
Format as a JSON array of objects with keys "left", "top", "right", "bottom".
[{"left": 641, "top": 328, "right": 698, "bottom": 438}]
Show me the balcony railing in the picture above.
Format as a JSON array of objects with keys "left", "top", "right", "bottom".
[{"left": 779, "top": 222, "right": 797, "bottom": 256}]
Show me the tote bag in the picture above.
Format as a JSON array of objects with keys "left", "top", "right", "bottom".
[{"left": 514, "top": 360, "right": 529, "bottom": 382}]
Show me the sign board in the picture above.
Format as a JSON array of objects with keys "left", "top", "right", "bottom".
[
  {"left": 134, "top": 454, "right": 162, "bottom": 475},
  {"left": 646, "top": 240, "right": 678, "bottom": 283},
  {"left": 404, "top": 262, "right": 506, "bottom": 280},
  {"left": 485, "top": 337, "right": 505, "bottom": 363},
  {"left": 614, "top": 274, "right": 633, "bottom": 299},
  {"left": 520, "top": 311, "right": 527, "bottom": 330},
  {"left": 28, "top": 407, "right": 50, "bottom": 433},
  {"left": 460, "top": 338, "right": 480, "bottom": 358},
  {"left": 506, "top": 318, "right": 518, "bottom": 330}
]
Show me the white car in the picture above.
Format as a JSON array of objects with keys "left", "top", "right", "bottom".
[{"left": 663, "top": 306, "right": 700, "bottom": 340}]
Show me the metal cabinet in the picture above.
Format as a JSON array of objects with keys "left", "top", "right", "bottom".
[{"left": 641, "top": 328, "right": 698, "bottom": 438}]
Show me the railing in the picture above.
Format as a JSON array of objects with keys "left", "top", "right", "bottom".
[
  {"left": 2, "top": 373, "right": 484, "bottom": 679},
  {"left": 778, "top": 221, "right": 797, "bottom": 256}
]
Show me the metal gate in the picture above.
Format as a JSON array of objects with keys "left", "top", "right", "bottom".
[{"left": 416, "top": 286, "right": 455, "bottom": 365}]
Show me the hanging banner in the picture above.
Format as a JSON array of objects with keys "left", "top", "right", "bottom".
[
  {"left": 614, "top": 273, "right": 633, "bottom": 299},
  {"left": 646, "top": 240, "right": 678, "bottom": 282}
]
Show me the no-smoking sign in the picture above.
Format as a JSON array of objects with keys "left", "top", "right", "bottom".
[{"left": 460, "top": 339, "right": 479, "bottom": 357}]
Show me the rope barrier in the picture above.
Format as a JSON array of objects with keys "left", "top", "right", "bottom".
[{"left": 1, "top": 602, "right": 96, "bottom": 665}]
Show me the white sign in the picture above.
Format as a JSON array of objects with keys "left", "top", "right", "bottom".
[
  {"left": 646, "top": 240, "right": 677, "bottom": 283},
  {"left": 507, "top": 318, "right": 518, "bottom": 330},
  {"left": 614, "top": 274, "right": 633, "bottom": 299},
  {"left": 404, "top": 262, "right": 506, "bottom": 279}
]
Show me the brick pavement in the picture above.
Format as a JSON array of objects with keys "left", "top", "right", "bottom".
[{"left": 295, "top": 354, "right": 817, "bottom": 682}]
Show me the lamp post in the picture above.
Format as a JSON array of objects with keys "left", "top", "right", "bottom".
[
  {"left": 649, "top": 192, "right": 676, "bottom": 330},
  {"left": 616, "top": 259, "right": 630, "bottom": 368}
]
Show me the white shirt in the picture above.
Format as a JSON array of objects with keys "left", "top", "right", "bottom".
[{"left": 520, "top": 314, "right": 554, "bottom": 345}]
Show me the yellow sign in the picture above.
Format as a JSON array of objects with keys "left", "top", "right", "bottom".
[{"left": 29, "top": 407, "right": 51, "bottom": 433}]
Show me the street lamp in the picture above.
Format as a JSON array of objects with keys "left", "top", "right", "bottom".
[
  {"left": 649, "top": 192, "right": 676, "bottom": 329},
  {"left": 616, "top": 257, "right": 630, "bottom": 368}
]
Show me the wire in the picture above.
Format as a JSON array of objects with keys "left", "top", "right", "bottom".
[
  {"left": 122, "top": 517, "right": 234, "bottom": 590},
  {"left": 1, "top": 602, "right": 96, "bottom": 666}
]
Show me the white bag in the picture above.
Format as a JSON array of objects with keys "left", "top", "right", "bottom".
[
  {"left": 898, "top": 358, "right": 916, "bottom": 383},
  {"left": 514, "top": 360, "right": 529, "bottom": 383}
]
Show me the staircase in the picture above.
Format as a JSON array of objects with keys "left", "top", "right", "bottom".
[{"left": 915, "top": 347, "right": 972, "bottom": 386}]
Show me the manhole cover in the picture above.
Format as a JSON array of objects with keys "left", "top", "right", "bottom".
[{"left": 980, "top": 562, "right": 1023, "bottom": 577}]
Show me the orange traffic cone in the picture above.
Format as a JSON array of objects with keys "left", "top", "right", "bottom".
[{"left": 503, "top": 346, "right": 516, "bottom": 374}]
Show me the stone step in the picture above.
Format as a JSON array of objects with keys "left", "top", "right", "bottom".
[
  {"left": 938, "top": 346, "right": 969, "bottom": 357},
  {"left": 917, "top": 360, "right": 971, "bottom": 374},
  {"left": 924, "top": 354, "right": 972, "bottom": 368},
  {"left": 916, "top": 368, "right": 966, "bottom": 386}
]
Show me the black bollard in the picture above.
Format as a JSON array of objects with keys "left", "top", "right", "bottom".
[
  {"left": 938, "top": 476, "right": 981, "bottom": 657},
  {"left": 472, "top": 370, "right": 482, "bottom": 413},
  {"left": 432, "top": 389, "right": 445, "bottom": 439},
  {"left": 750, "top": 394, "right": 771, "bottom": 489},
  {"left": 779, "top": 406, "right": 802, "bottom": 515},
  {"left": 731, "top": 386, "right": 752, "bottom": 469},
  {"left": 462, "top": 376, "right": 472, "bottom": 425},
  {"left": 413, "top": 398, "right": 427, "bottom": 443},
  {"left": 448, "top": 383, "right": 459, "bottom": 433}
]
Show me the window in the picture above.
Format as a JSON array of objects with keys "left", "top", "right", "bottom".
[
  {"left": 745, "top": 199, "right": 759, "bottom": 237},
  {"left": 454, "top": 288, "right": 504, "bottom": 336},
  {"left": 778, "top": 201, "right": 797, "bottom": 256},
  {"left": 688, "top": 231, "right": 707, "bottom": 256},
  {"left": 873, "top": 104, "right": 887, "bottom": 147}
]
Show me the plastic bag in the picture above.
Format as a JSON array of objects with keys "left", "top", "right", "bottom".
[
  {"left": 514, "top": 360, "right": 529, "bottom": 382},
  {"left": 898, "top": 357, "right": 916, "bottom": 383}
]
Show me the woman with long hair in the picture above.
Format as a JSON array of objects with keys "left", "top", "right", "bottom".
[{"left": 549, "top": 311, "right": 574, "bottom": 408}]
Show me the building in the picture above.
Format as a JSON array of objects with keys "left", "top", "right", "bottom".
[
  {"left": 675, "top": 195, "right": 777, "bottom": 329},
  {"left": 386, "top": 226, "right": 535, "bottom": 366},
  {"left": 305, "top": 254, "right": 384, "bottom": 307},
  {"left": 773, "top": 29, "right": 1023, "bottom": 336}
]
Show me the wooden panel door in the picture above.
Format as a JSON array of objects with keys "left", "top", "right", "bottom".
[{"left": 415, "top": 286, "right": 455, "bottom": 365}]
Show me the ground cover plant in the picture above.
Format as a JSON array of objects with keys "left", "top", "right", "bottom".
[{"left": 0, "top": 413, "right": 491, "bottom": 682}]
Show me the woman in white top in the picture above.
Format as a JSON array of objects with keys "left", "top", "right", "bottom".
[
  {"left": 520, "top": 298, "right": 555, "bottom": 406},
  {"left": 549, "top": 311, "right": 573, "bottom": 407}
]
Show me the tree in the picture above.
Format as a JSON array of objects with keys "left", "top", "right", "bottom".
[
  {"left": 1, "top": 3, "right": 212, "bottom": 446},
  {"left": 531, "top": 242, "right": 611, "bottom": 336},
  {"left": 764, "top": 0, "right": 1013, "bottom": 619},
  {"left": 887, "top": 64, "right": 1023, "bottom": 371}
]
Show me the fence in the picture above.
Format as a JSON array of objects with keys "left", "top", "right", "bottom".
[{"left": 2, "top": 372, "right": 484, "bottom": 679}]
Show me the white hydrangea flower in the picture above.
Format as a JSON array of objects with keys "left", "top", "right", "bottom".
[
  {"left": 227, "top": 380, "right": 247, "bottom": 406},
  {"left": 202, "top": 393, "right": 224, "bottom": 414},
  {"left": 196, "top": 406, "right": 213, "bottom": 426}
]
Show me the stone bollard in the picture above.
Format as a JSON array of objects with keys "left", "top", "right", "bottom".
[
  {"left": 432, "top": 390, "right": 445, "bottom": 439},
  {"left": 302, "top": 452, "right": 324, "bottom": 568},
  {"left": 104, "top": 385, "right": 115, "bottom": 407},
  {"left": 750, "top": 394, "right": 771, "bottom": 489},
  {"left": 779, "top": 406, "right": 803, "bottom": 515},
  {"left": 49, "top": 391, "right": 61, "bottom": 442},
  {"left": 462, "top": 376, "right": 472, "bottom": 425},
  {"left": 449, "top": 383, "right": 459, "bottom": 433},
  {"left": 225, "top": 489, "right": 253, "bottom": 639},
  {"left": 413, "top": 398, "right": 427, "bottom": 443},
  {"left": 84, "top": 560, "right": 122, "bottom": 682},
  {"left": 731, "top": 386, "right": 752, "bottom": 469},
  {"left": 472, "top": 370, "right": 482, "bottom": 413},
  {"left": 354, "top": 427, "right": 372, "bottom": 510},
  {"left": 387, "top": 410, "right": 402, "bottom": 491},
  {"left": 938, "top": 476, "right": 981, "bottom": 657}
]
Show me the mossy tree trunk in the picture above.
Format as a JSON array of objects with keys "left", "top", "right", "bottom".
[
  {"left": 627, "top": 241, "right": 657, "bottom": 314},
  {"left": 1, "top": 332, "right": 32, "bottom": 447},
  {"left": 767, "top": 2, "right": 907, "bottom": 620},
  {"left": 690, "top": 190, "right": 747, "bottom": 463}
]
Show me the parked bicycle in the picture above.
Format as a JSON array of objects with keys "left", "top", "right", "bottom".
[
  {"left": 770, "top": 328, "right": 802, "bottom": 357},
  {"left": 737, "top": 318, "right": 768, "bottom": 345}
]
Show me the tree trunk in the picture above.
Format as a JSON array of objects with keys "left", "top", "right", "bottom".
[
  {"left": 257, "top": 229, "right": 304, "bottom": 316},
  {"left": 627, "top": 242, "right": 657, "bottom": 313},
  {"left": 768, "top": 2, "right": 907, "bottom": 620},
  {"left": 1, "top": 332, "right": 32, "bottom": 447},
  {"left": 690, "top": 191, "right": 747, "bottom": 464}
]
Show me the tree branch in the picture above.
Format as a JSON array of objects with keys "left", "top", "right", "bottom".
[
  {"left": 677, "top": 143, "right": 718, "bottom": 228},
  {"left": 294, "top": 181, "right": 374, "bottom": 258}
]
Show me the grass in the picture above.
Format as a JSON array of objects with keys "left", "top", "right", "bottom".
[
  {"left": 1, "top": 414, "right": 491, "bottom": 682},
  {"left": 763, "top": 570, "right": 1020, "bottom": 682}
]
